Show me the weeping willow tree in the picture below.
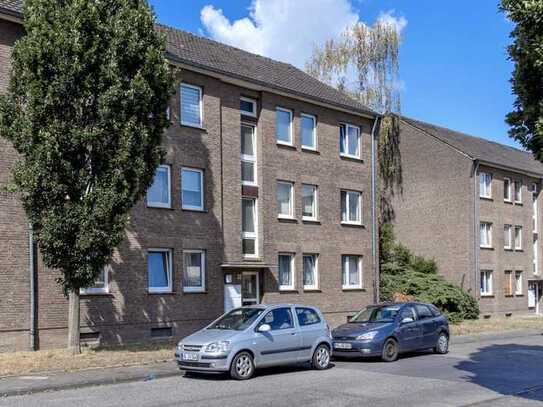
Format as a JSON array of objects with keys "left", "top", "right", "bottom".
[{"left": 306, "top": 20, "right": 403, "bottom": 223}]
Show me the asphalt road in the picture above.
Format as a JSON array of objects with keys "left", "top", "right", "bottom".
[{"left": 2, "top": 335, "right": 543, "bottom": 407}]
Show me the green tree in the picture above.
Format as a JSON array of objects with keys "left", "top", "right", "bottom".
[
  {"left": 500, "top": 0, "right": 543, "bottom": 160},
  {"left": 0, "top": 0, "right": 172, "bottom": 354},
  {"left": 305, "top": 19, "right": 403, "bottom": 222}
]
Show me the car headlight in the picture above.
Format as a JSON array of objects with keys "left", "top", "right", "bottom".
[
  {"left": 176, "top": 343, "right": 183, "bottom": 352},
  {"left": 356, "top": 331, "right": 378, "bottom": 341},
  {"left": 204, "top": 341, "right": 231, "bottom": 353}
]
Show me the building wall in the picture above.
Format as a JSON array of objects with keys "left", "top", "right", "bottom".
[{"left": 391, "top": 121, "right": 476, "bottom": 294}]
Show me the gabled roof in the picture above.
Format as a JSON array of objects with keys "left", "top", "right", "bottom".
[
  {"left": 0, "top": 1, "right": 375, "bottom": 117},
  {"left": 156, "top": 24, "right": 374, "bottom": 117},
  {"left": 402, "top": 117, "right": 543, "bottom": 176}
]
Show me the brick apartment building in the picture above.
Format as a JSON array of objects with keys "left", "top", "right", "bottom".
[
  {"left": 0, "top": 1, "right": 380, "bottom": 351},
  {"left": 393, "top": 118, "right": 543, "bottom": 317}
]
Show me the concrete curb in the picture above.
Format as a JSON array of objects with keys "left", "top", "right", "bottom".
[{"left": 451, "top": 328, "right": 542, "bottom": 345}]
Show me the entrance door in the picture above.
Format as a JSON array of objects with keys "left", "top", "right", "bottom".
[
  {"left": 528, "top": 282, "right": 542, "bottom": 315},
  {"left": 241, "top": 272, "right": 259, "bottom": 306}
]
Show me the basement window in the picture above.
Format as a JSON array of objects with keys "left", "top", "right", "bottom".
[{"left": 151, "top": 327, "right": 173, "bottom": 338}]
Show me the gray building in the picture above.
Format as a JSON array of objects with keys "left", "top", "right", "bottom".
[{"left": 393, "top": 117, "right": 543, "bottom": 316}]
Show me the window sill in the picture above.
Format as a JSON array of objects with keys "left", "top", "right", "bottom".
[
  {"left": 340, "top": 155, "right": 363, "bottom": 163},
  {"left": 279, "top": 289, "right": 298, "bottom": 293},
  {"left": 241, "top": 112, "right": 257, "bottom": 119},
  {"left": 302, "top": 218, "right": 320, "bottom": 224},
  {"left": 80, "top": 292, "right": 113, "bottom": 297},
  {"left": 303, "top": 288, "right": 322, "bottom": 292},
  {"left": 480, "top": 294, "right": 494, "bottom": 298},
  {"left": 182, "top": 208, "right": 207, "bottom": 213},
  {"left": 504, "top": 247, "right": 513, "bottom": 251},
  {"left": 146, "top": 204, "right": 173, "bottom": 210},
  {"left": 515, "top": 249, "right": 524, "bottom": 252},
  {"left": 504, "top": 200, "right": 513, "bottom": 204},
  {"left": 181, "top": 123, "right": 206, "bottom": 131},
  {"left": 515, "top": 294, "right": 524, "bottom": 297},
  {"left": 148, "top": 291, "right": 175, "bottom": 295},
  {"left": 183, "top": 290, "right": 207, "bottom": 294},
  {"left": 480, "top": 246, "right": 494, "bottom": 250},
  {"left": 278, "top": 216, "right": 297, "bottom": 223},
  {"left": 341, "top": 222, "right": 365, "bottom": 228},
  {"left": 277, "top": 142, "right": 296, "bottom": 150},
  {"left": 342, "top": 287, "right": 366, "bottom": 292},
  {"left": 301, "top": 147, "right": 319, "bottom": 154},
  {"left": 479, "top": 196, "right": 493, "bottom": 201},
  {"left": 514, "top": 201, "right": 523, "bottom": 206}
]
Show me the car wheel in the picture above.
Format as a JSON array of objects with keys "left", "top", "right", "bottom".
[
  {"left": 312, "top": 344, "right": 331, "bottom": 370},
  {"left": 381, "top": 338, "right": 399, "bottom": 362},
  {"left": 230, "top": 351, "right": 255, "bottom": 380},
  {"left": 434, "top": 332, "right": 449, "bottom": 354}
]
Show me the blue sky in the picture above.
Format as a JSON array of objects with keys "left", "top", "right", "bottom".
[{"left": 149, "top": 0, "right": 518, "bottom": 148}]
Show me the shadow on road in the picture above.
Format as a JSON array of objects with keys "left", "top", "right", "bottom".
[{"left": 454, "top": 342, "right": 543, "bottom": 402}]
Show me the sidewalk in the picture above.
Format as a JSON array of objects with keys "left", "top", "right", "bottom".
[{"left": 1, "top": 328, "right": 541, "bottom": 398}]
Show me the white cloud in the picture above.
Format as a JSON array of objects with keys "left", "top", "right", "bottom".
[
  {"left": 376, "top": 10, "right": 407, "bottom": 33},
  {"left": 200, "top": 0, "right": 360, "bottom": 68}
]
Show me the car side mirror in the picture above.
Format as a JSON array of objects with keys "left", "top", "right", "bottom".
[
  {"left": 257, "top": 323, "right": 271, "bottom": 333},
  {"left": 347, "top": 315, "right": 355, "bottom": 322},
  {"left": 401, "top": 317, "right": 414, "bottom": 325}
]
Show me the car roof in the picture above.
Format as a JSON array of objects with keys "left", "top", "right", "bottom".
[{"left": 240, "top": 303, "right": 319, "bottom": 310}]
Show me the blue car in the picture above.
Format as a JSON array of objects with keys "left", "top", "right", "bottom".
[{"left": 332, "top": 302, "right": 449, "bottom": 362}]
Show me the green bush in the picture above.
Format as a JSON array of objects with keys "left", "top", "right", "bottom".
[{"left": 380, "top": 224, "right": 479, "bottom": 323}]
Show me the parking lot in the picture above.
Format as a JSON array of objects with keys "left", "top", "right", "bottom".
[{"left": 2, "top": 333, "right": 543, "bottom": 407}]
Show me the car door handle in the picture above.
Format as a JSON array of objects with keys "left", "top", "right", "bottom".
[{"left": 291, "top": 332, "right": 297, "bottom": 335}]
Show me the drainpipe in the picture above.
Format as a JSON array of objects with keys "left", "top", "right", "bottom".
[
  {"left": 473, "top": 160, "right": 480, "bottom": 299},
  {"left": 370, "top": 116, "right": 381, "bottom": 304},
  {"left": 28, "top": 223, "right": 36, "bottom": 351}
]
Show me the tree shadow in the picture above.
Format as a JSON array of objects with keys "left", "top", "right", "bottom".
[{"left": 454, "top": 342, "right": 543, "bottom": 402}]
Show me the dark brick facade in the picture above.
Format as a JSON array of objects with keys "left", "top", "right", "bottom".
[{"left": 0, "top": 18, "right": 376, "bottom": 351}]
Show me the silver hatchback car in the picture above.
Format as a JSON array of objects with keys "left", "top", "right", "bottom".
[{"left": 175, "top": 304, "right": 332, "bottom": 380}]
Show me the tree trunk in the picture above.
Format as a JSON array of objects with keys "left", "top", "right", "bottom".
[{"left": 67, "top": 289, "right": 81, "bottom": 355}]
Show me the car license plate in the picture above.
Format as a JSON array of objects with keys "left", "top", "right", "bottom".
[
  {"left": 334, "top": 342, "right": 352, "bottom": 350},
  {"left": 182, "top": 353, "right": 198, "bottom": 361}
]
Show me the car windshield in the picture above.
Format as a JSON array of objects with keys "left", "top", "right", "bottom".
[
  {"left": 350, "top": 305, "right": 401, "bottom": 323},
  {"left": 208, "top": 308, "right": 264, "bottom": 331}
]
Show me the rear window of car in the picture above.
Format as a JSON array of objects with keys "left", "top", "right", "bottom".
[
  {"left": 415, "top": 304, "right": 434, "bottom": 320},
  {"left": 295, "top": 307, "right": 321, "bottom": 326}
]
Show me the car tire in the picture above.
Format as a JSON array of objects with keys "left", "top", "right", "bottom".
[
  {"left": 381, "top": 338, "right": 399, "bottom": 362},
  {"left": 434, "top": 332, "right": 449, "bottom": 354},
  {"left": 311, "top": 344, "right": 331, "bottom": 370},
  {"left": 230, "top": 351, "right": 255, "bottom": 380}
]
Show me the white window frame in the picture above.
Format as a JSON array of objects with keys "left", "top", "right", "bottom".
[
  {"left": 240, "top": 97, "right": 257, "bottom": 117},
  {"left": 242, "top": 197, "right": 258, "bottom": 259},
  {"left": 504, "top": 177, "right": 512, "bottom": 202},
  {"left": 80, "top": 266, "right": 110, "bottom": 295},
  {"left": 342, "top": 255, "right": 363, "bottom": 290},
  {"left": 147, "top": 248, "right": 173, "bottom": 294},
  {"left": 514, "top": 225, "right": 523, "bottom": 250},
  {"left": 300, "top": 113, "right": 317, "bottom": 151},
  {"left": 180, "top": 83, "right": 203, "bottom": 128},
  {"left": 147, "top": 164, "right": 171, "bottom": 209},
  {"left": 302, "top": 254, "right": 319, "bottom": 290},
  {"left": 514, "top": 180, "right": 522, "bottom": 203},
  {"left": 480, "top": 270, "right": 493, "bottom": 296},
  {"left": 181, "top": 167, "right": 204, "bottom": 211},
  {"left": 479, "top": 172, "right": 492, "bottom": 199},
  {"left": 341, "top": 190, "right": 362, "bottom": 225},
  {"left": 183, "top": 249, "right": 206, "bottom": 293},
  {"left": 534, "top": 235, "right": 539, "bottom": 275},
  {"left": 276, "top": 107, "right": 293, "bottom": 146},
  {"left": 301, "top": 184, "right": 318, "bottom": 221},
  {"left": 504, "top": 224, "right": 512, "bottom": 250},
  {"left": 515, "top": 271, "right": 523, "bottom": 295},
  {"left": 532, "top": 183, "right": 538, "bottom": 233},
  {"left": 480, "top": 222, "right": 492, "bottom": 248},
  {"left": 340, "top": 123, "right": 361, "bottom": 159},
  {"left": 277, "top": 181, "right": 294, "bottom": 219},
  {"left": 241, "top": 123, "right": 257, "bottom": 186},
  {"left": 278, "top": 253, "right": 295, "bottom": 291}
]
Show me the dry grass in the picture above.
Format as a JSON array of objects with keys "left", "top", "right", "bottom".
[
  {"left": 0, "top": 340, "right": 176, "bottom": 378},
  {"left": 451, "top": 315, "right": 543, "bottom": 336}
]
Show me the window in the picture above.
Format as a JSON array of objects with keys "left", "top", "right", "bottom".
[
  {"left": 301, "top": 113, "right": 317, "bottom": 150},
  {"left": 180, "top": 83, "right": 202, "bottom": 127},
  {"left": 277, "top": 181, "right": 294, "bottom": 218},
  {"left": 480, "top": 270, "right": 493, "bottom": 296},
  {"left": 503, "top": 270, "right": 513, "bottom": 296},
  {"left": 260, "top": 307, "right": 294, "bottom": 330},
  {"left": 479, "top": 172, "right": 492, "bottom": 198},
  {"left": 181, "top": 168, "right": 204, "bottom": 211},
  {"left": 147, "top": 165, "right": 171, "bottom": 208},
  {"left": 276, "top": 107, "right": 293, "bottom": 145},
  {"left": 296, "top": 307, "right": 321, "bottom": 326},
  {"left": 80, "top": 266, "right": 110, "bottom": 295},
  {"left": 342, "top": 255, "right": 362, "bottom": 289},
  {"left": 242, "top": 198, "right": 258, "bottom": 257},
  {"left": 340, "top": 123, "right": 361, "bottom": 159},
  {"left": 515, "top": 271, "right": 523, "bottom": 295},
  {"left": 533, "top": 183, "right": 538, "bottom": 232},
  {"left": 514, "top": 225, "right": 523, "bottom": 250},
  {"left": 399, "top": 306, "right": 417, "bottom": 322},
  {"left": 504, "top": 224, "right": 512, "bottom": 250},
  {"left": 504, "top": 178, "right": 512, "bottom": 202},
  {"left": 148, "top": 249, "right": 172, "bottom": 293},
  {"left": 240, "top": 97, "right": 257, "bottom": 117},
  {"left": 534, "top": 236, "right": 539, "bottom": 275},
  {"left": 183, "top": 250, "right": 205, "bottom": 292},
  {"left": 480, "top": 222, "right": 492, "bottom": 248},
  {"left": 303, "top": 254, "right": 318, "bottom": 290},
  {"left": 241, "top": 124, "right": 257, "bottom": 186},
  {"left": 302, "top": 184, "right": 318, "bottom": 221},
  {"left": 514, "top": 180, "right": 522, "bottom": 203},
  {"left": 278, "top": 253, "right": 295, "bottom": 290},
  {"left": 341, "top": 190, "right": 362, "bottom": 224},
  {"left": 414, "top": 304, "right": 433, "bottom": 320}
]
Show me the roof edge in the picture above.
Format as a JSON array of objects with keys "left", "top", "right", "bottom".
[{"left": 0, "top": 7, "right": 22, "bottom": 23}]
